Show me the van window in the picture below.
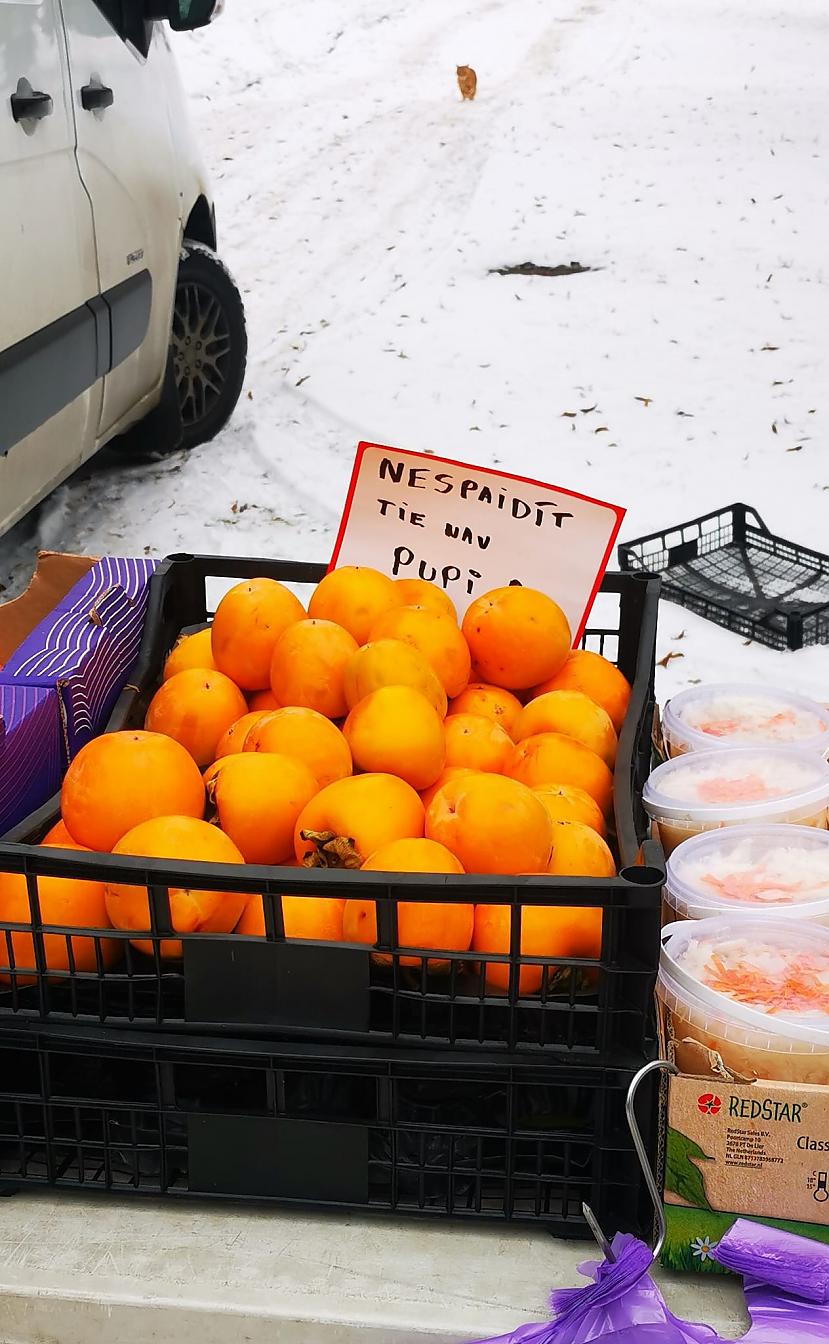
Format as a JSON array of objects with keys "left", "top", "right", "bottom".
[{"left": 92, "top": 1, "right": 153, "bottom": 55}]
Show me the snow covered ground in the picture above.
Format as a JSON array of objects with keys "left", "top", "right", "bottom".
[{"left": 1, "top": 0, "right": 827, "bottom": 703}]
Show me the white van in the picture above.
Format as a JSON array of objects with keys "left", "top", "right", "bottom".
[{"left": 0, "top": 0, "right": 246, "bottom": 537}]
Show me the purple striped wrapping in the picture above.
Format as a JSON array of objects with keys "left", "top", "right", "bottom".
[
  {"left": 0, "top": 556, "right": 157, "bottom": 835},
  {"left": 0, "top": 686, "right": 62, "bottom": 835}
]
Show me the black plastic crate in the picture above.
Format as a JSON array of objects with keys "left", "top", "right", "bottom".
[
  {"left": 0, "top": 1021, "right": 658, "bottom": 1238},
  {"left": 0, "top": 556, "right": 664, "bottom": 1059},
  {"left": 619, "top": 502, "right": 829, "bottom": 650}
]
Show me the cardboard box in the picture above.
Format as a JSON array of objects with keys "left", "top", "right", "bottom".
[
  {"left": 659, "top": 1003, "right": 829, "bottom": 1273},
  {"left": 0, "top": 553, "right": 157, "bottom": 834}
]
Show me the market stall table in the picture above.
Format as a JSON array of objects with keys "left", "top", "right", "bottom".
[{"left": 0, "top": 1193, "right": 748, "bottom": 1343}]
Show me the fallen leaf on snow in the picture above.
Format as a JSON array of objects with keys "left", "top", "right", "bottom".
[{"left": 657, "top": 651, "right": 685, "bottom": 668}]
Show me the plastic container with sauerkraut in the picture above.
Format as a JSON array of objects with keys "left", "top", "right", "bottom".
[
  {"left": 664, "top": 824, "right": 829, "bottom": 925},
  {"left": 643, "top": 746, "right": 829, "bottom": 857},
  {"left": 662, "top": 683, "right": 829, "bottom": 759},
  {"left": 658, "top": 914, "right": 829, "bottom": 1083}
]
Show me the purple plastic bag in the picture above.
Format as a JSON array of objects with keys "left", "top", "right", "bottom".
[
  {"left": 472, "top": 1235, "right": 719, "bottom": 1344},
  {"left": 713, "top": 1219, "right": 829, "bottom": 1304},
  {"left": 471, "top": 1222, "right": 829, "bottom": 1344},
  {"left": 741, "top": 1280, "right": 829, "bottom": 1342},
  {"left": 472, "top": 1328, "right": 691, "bottom": 1344},
  {"left": 713, "top": 1220, "right": 829, "bottom": 1341}
]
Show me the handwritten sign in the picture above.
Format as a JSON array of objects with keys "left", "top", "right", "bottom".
[{"left": 330, "top": 444, "right": 625, "bottom": 643}]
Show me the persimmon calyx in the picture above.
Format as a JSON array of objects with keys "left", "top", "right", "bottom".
[{"left": 300, "top": 829, "right": 363, "bottom": 869}]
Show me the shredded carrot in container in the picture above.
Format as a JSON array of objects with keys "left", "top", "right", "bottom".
[
  {"left": 696, "top": 774, "right": 773, "bottom": 805},
  {"left": 698, "top": 718, "right": 741, "bottom": 737},
  {"left": 697, "top": 710, "right": 798, "bottom": 739},
  {"left": 703, "top": 868, "right": 806, "bottom": 903},
  {"left": 703, "top": 950, "right": 829, "bottom": 1015}
]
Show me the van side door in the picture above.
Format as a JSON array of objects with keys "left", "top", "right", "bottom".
[
  {"left": 60, "top": 2, "right": 183, "bottom": 441},
  {"left": 0, "top": 0, "right": 102, "bottom": 534}
]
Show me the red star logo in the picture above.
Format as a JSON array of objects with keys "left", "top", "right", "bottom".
[{"left": 697, "top": 1093, "right": 721, "bottom": 1116}]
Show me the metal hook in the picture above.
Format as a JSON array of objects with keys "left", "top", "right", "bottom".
[
  {"left": 627, "top": 1058, "right": 678, "bottom": 1260},
  {"left": 581, "top": 1057, "right": 677, "bottom": 1265}
]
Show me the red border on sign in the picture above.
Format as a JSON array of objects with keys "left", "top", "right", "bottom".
[{"left": 329, "top": 442, "right": 626, "bottom": 645}]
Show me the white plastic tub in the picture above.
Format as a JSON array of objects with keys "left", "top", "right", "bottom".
[
  {"left": 662, "top": 684, "right": 829, "bottom": 758},
  {"left": 658, "top": 915, "right": 829, "bottom": 1083},
  {"left": 664, "top": 824, "right": 829, "bottom": 924},
  {"left": 643, "top": 746, "right": 829, "bottom": 856}
]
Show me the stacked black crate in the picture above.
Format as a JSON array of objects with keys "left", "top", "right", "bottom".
[{"left": 0, "top": 557, "right": 664, "bottom": 1237}]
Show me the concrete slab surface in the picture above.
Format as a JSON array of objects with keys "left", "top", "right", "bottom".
[{"left": 0, "top": 1193, "right": 748, "bottom": 1343}]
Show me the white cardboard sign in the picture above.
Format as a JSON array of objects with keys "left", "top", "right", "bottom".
[{"left": 330, "top": 443, "right": 625, "bottom": 643}]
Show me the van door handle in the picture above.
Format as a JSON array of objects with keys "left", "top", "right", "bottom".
[
  {"left": 10, "top": 89, "right": 53, "bottom": 123},
  {"left": 81, "top": 83, "right": 114, "bottom": 112}
]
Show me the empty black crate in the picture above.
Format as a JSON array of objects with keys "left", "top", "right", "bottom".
[
  {"left": 619, "top": 502, "right": 829, "bottom": 650},
  {"left": 0, "top": 1022, "right": 658, "bottom": 1237},
  {"left": 0, "top": 555, "right": 664, "bottom": 1059}
]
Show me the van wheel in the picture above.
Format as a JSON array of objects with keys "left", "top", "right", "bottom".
[{"left": 172, "top": 242, "right": 247, "bottom": 449}]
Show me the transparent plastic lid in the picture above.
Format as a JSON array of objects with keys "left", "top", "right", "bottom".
[
  {"left": 643, "top": 746, "right": 829, "bottom": 822},
  {"left": 665, "top": 824, "right": 829, "bottom": 920},
  {"left": 662, "top": 683, "right": 829, "bottom": 756},
  {"left": 660, "top": 915, "right": 829, "bottom": 1046}
]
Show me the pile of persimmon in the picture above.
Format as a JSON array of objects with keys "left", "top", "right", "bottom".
[{"left": 5, "top": 567, "right": 632, "bottom": 994}]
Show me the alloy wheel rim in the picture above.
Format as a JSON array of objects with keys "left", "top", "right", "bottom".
[{"left": 172, "top": 279, "right": 231, "bottom": 427}]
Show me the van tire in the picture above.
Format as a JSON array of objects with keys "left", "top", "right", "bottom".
[
  {"left": 172, "top": 242, "right": 247, "bottom": 450},
  {"left": 110, "top": 243, "right": 246, "bottom": 457}
]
